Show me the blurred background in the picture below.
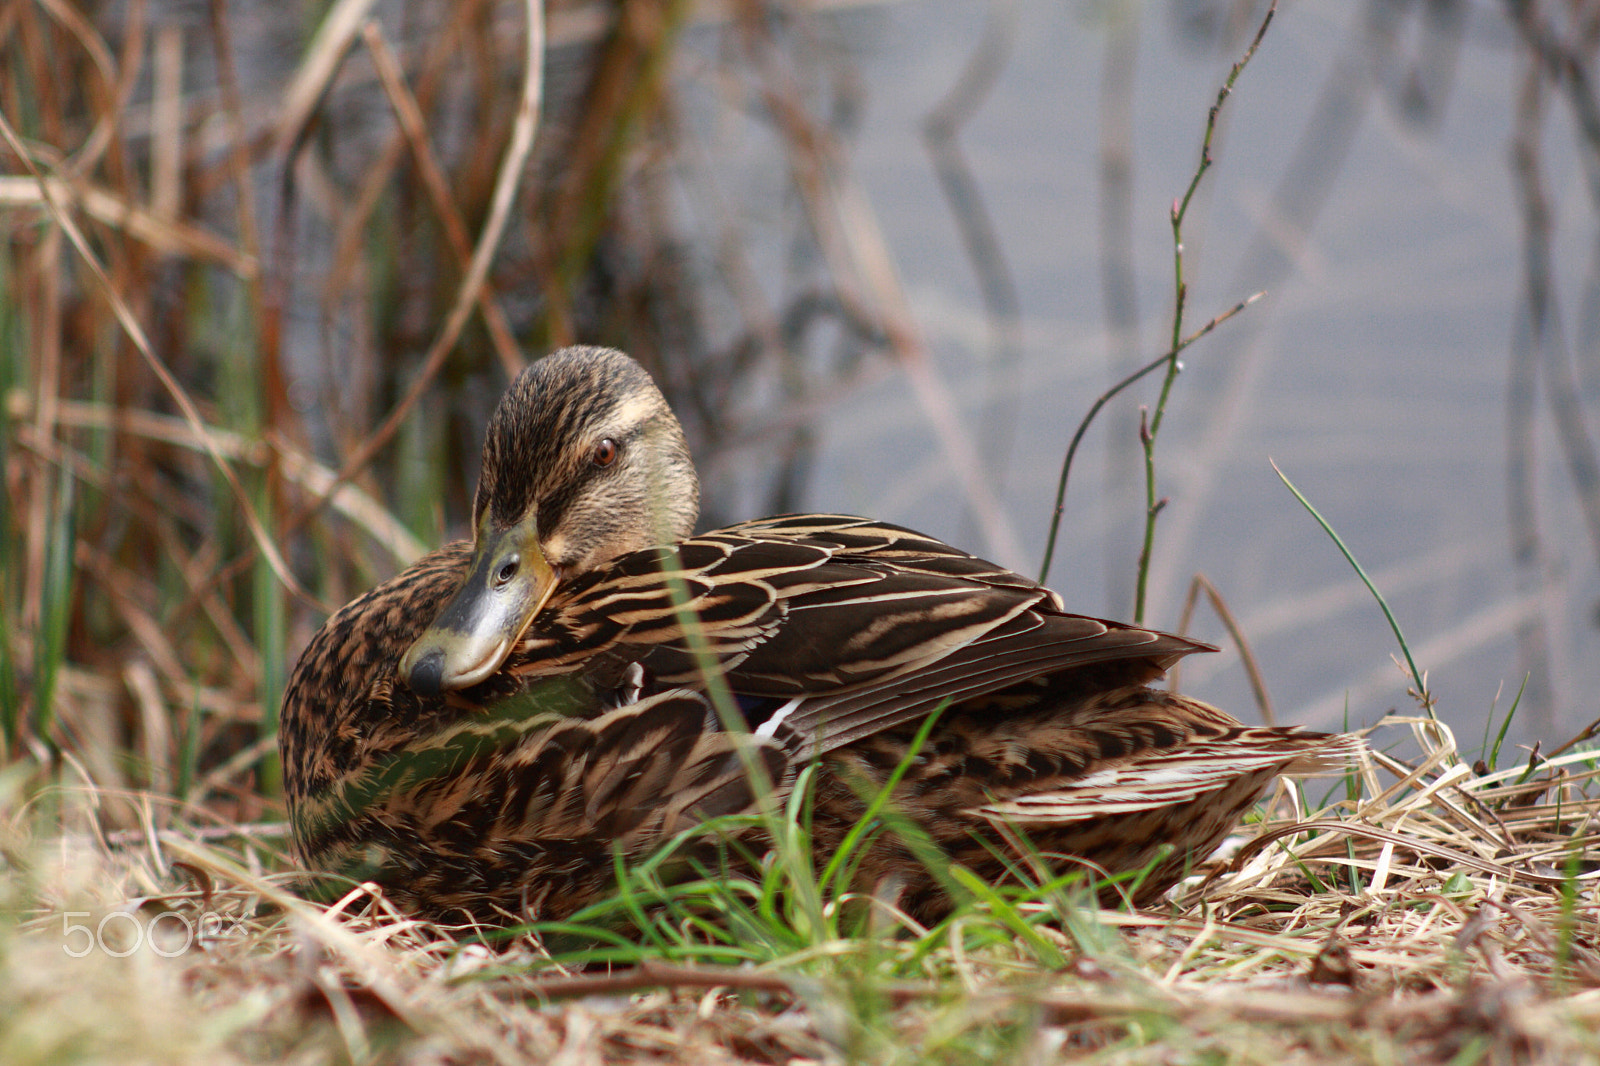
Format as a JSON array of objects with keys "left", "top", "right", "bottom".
[{"left": 3, "top": 0, "right": 1597, "bottom": 826}]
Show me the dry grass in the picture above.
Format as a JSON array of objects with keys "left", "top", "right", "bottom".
[
  {"left": 4, "top": 1, "right": 1600, "bottom": 1063},
  {"left": 2, "top": 711, "right": 1597, "bottom": 1064}
]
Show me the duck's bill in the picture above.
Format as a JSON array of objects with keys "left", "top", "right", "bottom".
[{"left": 400, "top": 521, "right": 559, "bottom": 696}]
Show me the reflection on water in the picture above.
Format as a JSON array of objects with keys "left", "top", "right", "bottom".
[{"left": 783, "top": 0, "right": 1596, "bottom": 747}]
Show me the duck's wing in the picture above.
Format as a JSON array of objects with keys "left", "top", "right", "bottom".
[{"left": 513, "top": 515, "right": 1214, "bottom": 759}]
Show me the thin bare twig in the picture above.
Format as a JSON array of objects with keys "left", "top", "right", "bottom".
[
  {"left": 361, "top": 20, "right": 523, "bottom": 379},
  {"left": 1172, "top": 572, "right": 1275, "bottom": 724},
  {"left": 1038, "top": 293, "right": 1261, "bottom": 585},
  {"left": 1132, "top": 0, "right": 1276, "bottom": 626},
  {"left": 297, "top": 0, "right": 545, "bottom": 516}
]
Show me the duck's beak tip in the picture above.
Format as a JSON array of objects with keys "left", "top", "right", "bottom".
[
  {"left": 403, "top": 648, "right": 445, "bottom": 696},
  {"left": 398, "top": 516, "right": 557, "bottom": 696}
]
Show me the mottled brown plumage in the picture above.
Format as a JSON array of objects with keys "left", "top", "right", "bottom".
[{"left": 279, "top": 346, "right": 1361, "bottom": 926}]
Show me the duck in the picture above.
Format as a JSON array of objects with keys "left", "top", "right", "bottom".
[{"left": 278, "top": 345, "right": 1361, "bottom": 927}]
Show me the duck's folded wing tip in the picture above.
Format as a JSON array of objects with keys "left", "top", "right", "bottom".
[{"left": 1279, "top": 730, "right": 1369, "bottom": 776}]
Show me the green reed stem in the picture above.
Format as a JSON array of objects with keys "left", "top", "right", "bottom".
[
  {"left": 1132, "top": 0, "right": 1277, "bottom": 626},
  {"left": 32, "top": 457, "right": 76, "bottom": 753}
]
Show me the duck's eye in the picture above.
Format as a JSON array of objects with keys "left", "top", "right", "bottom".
[
  {"left": 592, "top": 438, "right": 619, "bottom": 467},
  {"left": 494, "top": 557, "right": 519, "bottom": 586}
]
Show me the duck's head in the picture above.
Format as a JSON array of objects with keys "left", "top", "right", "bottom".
[{"left": 400, "top": 346, "right": 700, "bottom": 695}]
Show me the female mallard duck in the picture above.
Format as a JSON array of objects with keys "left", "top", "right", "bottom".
[{"left": 279, "top": 346, "right": 1359, "bottom": 926}]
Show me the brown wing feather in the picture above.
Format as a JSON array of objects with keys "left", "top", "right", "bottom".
[{"left": 506, "top": 515, "right": 1212, "bottom": 757}]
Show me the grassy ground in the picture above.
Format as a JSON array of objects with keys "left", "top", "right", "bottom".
[
  {"left": 3, "top": 711, "right": 1598, "bottom": 1064},
  {"left": 3, "top": 1, "right": 1600, "bottom": 1063}
]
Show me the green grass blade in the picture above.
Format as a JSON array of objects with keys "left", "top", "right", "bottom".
[
  {"left": 1272, "top": 460, "right": 1432, "bottom": 717},
  {"left": 176, "top": 686, "right": 204, "bottom": 802},
  {"left": 818, "top": 702, "right": 949, "bottom": 899},
  {"left": 944, "top": 866, "right": 1065, "bottom": 969},
  {"left": 1484, "top": 675, "right": 1527, "bottom": 771},
  {"left": 32, "top": 457, "right": 76, "bottom": 748}
]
